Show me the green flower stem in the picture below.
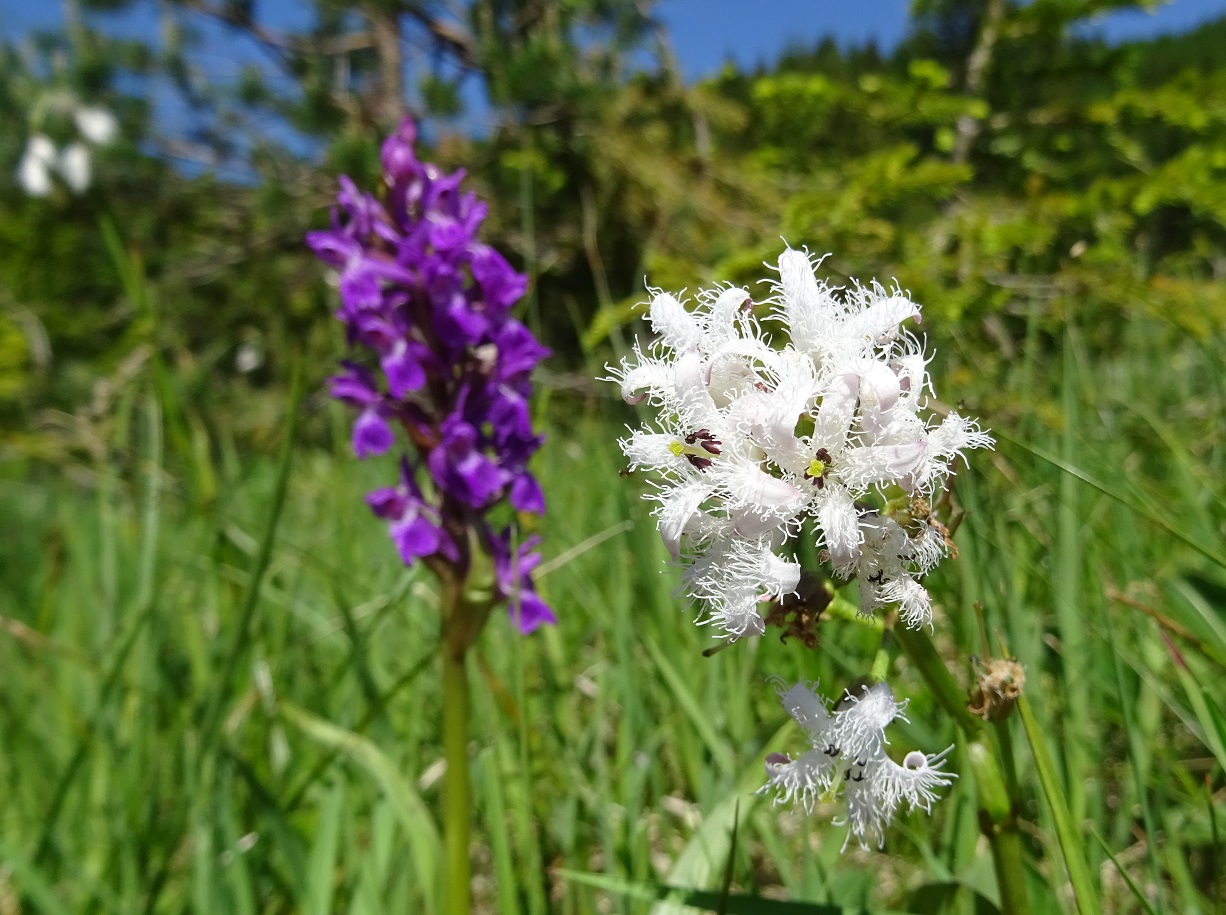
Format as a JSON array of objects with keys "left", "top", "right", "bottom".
[
  {"left": 986, "top": 818, "right": 1031, "bottom": 915},
  {"left": 826, "top": 593, "right": 884, "bottom": 630},
  {"left": 433, "top": 553, "right": 493, "bottom": 915},
  {"left": 892, "top": 625, "right": 982, "bottom": 734},
  {"left": 442, "top": 645, "right": 471, "bottom": 915},
  {"left": 869, "top": 628, "right": 894, "bottom": 682},
  {"left": 893, "top": 625, "right": 1030, "bottom": 915}
]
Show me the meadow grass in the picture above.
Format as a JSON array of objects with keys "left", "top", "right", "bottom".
[{"left": 1, "top": 313, "right": 1223, "bottom": 914}]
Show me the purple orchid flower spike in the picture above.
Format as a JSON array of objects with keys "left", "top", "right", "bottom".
[
  {"left": 311, "top": 115, "right": 554, "bottom": 636},
  {"left": 312, "top": 117, "right": 556, "bottom": 915}
]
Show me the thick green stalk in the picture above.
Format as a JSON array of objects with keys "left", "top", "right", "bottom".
[
  {"left": 893, "top": 626, "right": 982, "bottom": 735},
  {"left": 988, "top": 825, "right": 1031, "bottom": 915},
  {"left": 968, "top": 736, "right": 1029, "bottom": 915},
  {"left": 432, "top": 535, "right": 496, "bottom": 915},
  {"left": 442, "top": 646, "right": 471, "bottom": 915},
  {"left": 894, "top": 626, "right": 1030, "bottom": 915}
]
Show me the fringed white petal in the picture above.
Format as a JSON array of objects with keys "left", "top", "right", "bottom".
[
  {"left": 777, "top": 248, "right": 837, "bottom": 354},
  {"left": 622, "top": 430, "right": 682, "bottom": 472},
  {"left": 816, "top": 485, "right": 862, "bottom": 575},
  {"left": 838, "top": 763, "right": 891, "bottom": 851},
  {"left": 812, "top": 372, "right": 860, "bottom": 453},
  {"left": 843, "top": 287, "right": 920, "bottom": 348},
  {"left": 763, "top": 749, "right": 839, "bottom": 812},
  {"left": 837, "top": 441, "right": 927, "bottom": 489},
  {"left": 874, "top": 747, "right": 957, "bottom": 813},
  {"left": 776, "top": 681, "right": 834, "bottom": 736},
  {"left": 673, "top": 347, "right": 720, "bottom": 428},
  {"left": 721, "top": 461, "right": 805, "bottom": 517},
  {"left": 704, "top": 286, "right": 751, "bottom": 342},
  {"left": 832, "top": 683, "right": 906, "bottom": 761},
  {"left": 655, "top": 480, "right": 711, "bottom": 559},
  {"left": 605, "top": 347, "right": 672, "bottom": 404},
  {"left": 879, "top": 575, "right": 933, "bottom": 629},
  {"left": 648, "top": 291, "right": 700, "bottom": 352}
]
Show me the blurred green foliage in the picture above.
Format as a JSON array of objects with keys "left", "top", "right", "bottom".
[{"left": 3, "top": 1, "right": 1225, "bottom": 454}]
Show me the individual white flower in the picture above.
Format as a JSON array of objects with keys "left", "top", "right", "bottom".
[
  {"left": 762, "top": 680, "right": 841, "bottom": 810},
  {"left": 17, "top": 135, "right": 57, "bottom": 197},
  {"left": 906, "top": 412, "right": 994, "bottom": 493},
  {"left": 683, "top": 531, "right": 800, "bottom": 637},
  {"left": 58, "top": 142, "right": 92, "bottom": 193},
  {"left": 73, "top": 105, "right": 119, "bottom": 145},
  {"left": 763, "top": 680, "right": 956, "bottom": 851},
  {"left": 845, "top": 513, "right": 936, "bottom": 626}
]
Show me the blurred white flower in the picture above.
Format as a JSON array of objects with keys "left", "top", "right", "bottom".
[
  {"left": 235, "top": 342, "right": 264, "bottom": 374},
  {"left": 73, "top": 105, "right": 119, "bottom": 145},
  {"left": 17, "top": 135, "right": 57, "bottom": 197},
  {"left": 763, "top": 680, "right": 956, "bottom": 850},
  {"left": 58, "top": 142, "right": 92, "bottom": 193}
]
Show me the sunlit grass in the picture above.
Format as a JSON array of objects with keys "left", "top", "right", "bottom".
[{"left": 0, "top": 316, "right": 1223, "bottom": 913}]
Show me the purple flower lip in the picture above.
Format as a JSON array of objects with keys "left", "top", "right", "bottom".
[
  {"left": 365, "top": 459, "right": 458, "bottom": 564},
  {"left": 314, "top": 115, "right": 554, "bottom": 632},
  {"left": 491, "top": 532, "right": 555, "bottom": 634}
]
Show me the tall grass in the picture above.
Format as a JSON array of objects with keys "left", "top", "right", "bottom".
[{"left": 0, "top": 313, "right": 1223, "bottom": 913}]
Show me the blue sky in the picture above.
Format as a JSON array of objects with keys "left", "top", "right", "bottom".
[
  {"left": 657, "top": 0, "right": 1226, "bottom": 80},
  {"left": 3, "top": 0, "right": 1223, "bottom": 161},
  {"left": 5, "top": 0, "right": 1226, "bottom": 80}
]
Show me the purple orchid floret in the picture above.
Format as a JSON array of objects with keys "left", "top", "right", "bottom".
[
  {"left": 329, "top": 363, "right": 394, "bottom": 458},
  {"left": 491, "top": 532, "right": 556, "bottom": 635},
  {"left": 427, "top": 411, "right": 510, "bottom": 509},
  {"left": 366, "top": 459, "right": 459, "bottom": 565},
  {"left": 312, "top": 116, "right": 554, "bottom": 633}
]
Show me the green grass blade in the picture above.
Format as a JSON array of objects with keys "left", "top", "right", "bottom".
[
  {"left": 476, "top": 746, "right": 521, "bottom": 915},
  {"left": 644, "top": 635, "right": 737, "bottom": 777},
  {"left": 717, "top": 800, "right": 740, "bottom": 915},
  {"left": 202, "top": 357, "right": 303, "bottom": 745},
  {"left": 1102, "top": 604, "right": 1164, "bottom": 913},
  {"left": 1089, "top": 829, "right": 1157, "bottom": 915},
  {"left": 1164, "top": 634, "right": 1226, "bottom": 775},
  {"left": 651, "top": 724, "right": 790, "bottom": 914},
  {"left": 0, "top": 840, "right": 74, "bottom": 915},
  {"left": 304, "top": 779, "right": 345, "bottom": 915},
  {"left": 1017, "top": 695, "right": 1100, "bottom": 914},
  {"left": 996, "top": 432, "right": 1226, "bottom": 572},
  {"left": 280, "top": 701, "right": 440, "bottom": 911}
]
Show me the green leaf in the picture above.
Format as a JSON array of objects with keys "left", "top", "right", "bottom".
[{"left": 0, "top": 840, "right": 75, "bottom": 915}]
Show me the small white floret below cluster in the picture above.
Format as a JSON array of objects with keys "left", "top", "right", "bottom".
[
  {"left": 762, "top": 680, "right": 955, "bottom": 850},
  {"left": 607, "top": 248, "right": 992, "bottom": 639},
  {"left": 17, "top": 105, "right": 119, "bottom": 197}
]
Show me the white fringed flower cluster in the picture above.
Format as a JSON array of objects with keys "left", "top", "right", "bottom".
[
  {"left": 17, "top": 104, "right": 118, "bottom": 197},
  {"left": 608, "top": 248, "right": 991, "bottom": 639},
  {"left": 762, "top": 680, "right": 955, "bottom": 850}
]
